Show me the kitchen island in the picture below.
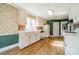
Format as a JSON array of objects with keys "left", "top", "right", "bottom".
[{"left": 63, "top": 31, "right": 79, "bottom": 55}]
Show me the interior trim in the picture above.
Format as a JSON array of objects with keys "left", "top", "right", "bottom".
[
  {"left": 0, "top": 43, "right": 18, "bottom": 53},
  {"left": 0, "top": 33, "right": 18, "bottom": 36}
]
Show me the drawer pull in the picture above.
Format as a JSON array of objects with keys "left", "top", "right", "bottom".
[{"left": 65, "top": 44, "right": 66, "bottom": 46}]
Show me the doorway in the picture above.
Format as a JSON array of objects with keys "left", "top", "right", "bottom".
[{"left": 47, "top": 19, "right": 68, "bottom": 36}]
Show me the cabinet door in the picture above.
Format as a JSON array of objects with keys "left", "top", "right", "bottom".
[
  {"left": 19, "top": 34, "right": 29, "bottom": 49},
  {"left": 65, "top": 36, "right": 78, "bottom": 55},
  {"left": 29, "top": 34, "right": 36, "bottom": 44},
  {"left": 32, "top": 34, "right": 36, "bottom": 43},
  {"left": 35, "top": 33, "right": 40, "bottom": 41},
  {"left": 74, "top": 37, "right": 79, "bottom": 54}
]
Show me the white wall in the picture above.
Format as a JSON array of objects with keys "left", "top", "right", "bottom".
[
  {"left": 37, "top": 16, "right": 47, "bottom": 26},
  {"left": 8, "top": 4, "right": 47, "bottom": 28},
  {"left": 18, "top": 9, "right": 26, "bottom": 24},
  {"left": 69, "top": 6, "right": 79, "bottom": 23},
  {"left": 0, "top": 4, "right": 19, "bottom": 35},
  {"left": 18, "top": 8, "right": 47, "bottom": 28},
  {"left": 53, "top": 22, "right": 59, "bottom": 36}
]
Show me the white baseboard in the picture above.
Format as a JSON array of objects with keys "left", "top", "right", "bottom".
[{"left": 0, "top": 43, "right": 18, "bottom": 53}]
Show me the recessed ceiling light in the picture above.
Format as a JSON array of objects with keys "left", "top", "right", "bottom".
[{"left": 48, "top": 9, "right": 54, "bottom": 16}]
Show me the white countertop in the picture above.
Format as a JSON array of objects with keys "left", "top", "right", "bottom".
[
  {"left": 63, "top": 31, "right": 79, "bottom": 37},
  {"left": 19, "top": 30, "right": 41, "bottom": 34}
]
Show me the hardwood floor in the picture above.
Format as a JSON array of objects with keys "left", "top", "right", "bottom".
[{"left": 0, "top": 37, "right": 64, "bottom": 55}]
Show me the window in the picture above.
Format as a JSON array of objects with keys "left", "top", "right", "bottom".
[
  {"left": 31, "top": 18, "right": 36, "bottom": 30},
  {"left": 25, "top": 17, "right": 37, "bottom": 32}
]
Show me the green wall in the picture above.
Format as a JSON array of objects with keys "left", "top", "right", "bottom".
[{"left": 0, "top": 34, "right": 18, "bottom": 48}]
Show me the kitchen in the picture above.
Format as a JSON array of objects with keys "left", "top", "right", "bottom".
[
  {"left": 16, "top": 3, "right": 79, "bottom": 55},
  {"left": 0, "top": 3, "right": 79, "bottom": 55}
]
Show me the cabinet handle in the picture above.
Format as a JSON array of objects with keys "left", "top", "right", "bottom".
[{"left": 65, "top": 44, "right": 66, "bottom": 46}]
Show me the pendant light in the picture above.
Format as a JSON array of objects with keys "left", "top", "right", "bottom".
[{"left": 48, "top": 9, "right": 54, "bottom": 16}]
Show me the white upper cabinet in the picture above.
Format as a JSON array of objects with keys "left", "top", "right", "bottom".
[{"left": 69, "top": 7, "right": 79, "bottom": 23}]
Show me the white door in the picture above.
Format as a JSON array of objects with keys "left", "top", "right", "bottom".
[{"left": 53, "top": 22, "right": 59, "bottom": 36}]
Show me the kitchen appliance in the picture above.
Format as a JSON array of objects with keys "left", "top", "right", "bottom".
[{"left": 67, "top": 19, "right": 73, "bottom": 32}]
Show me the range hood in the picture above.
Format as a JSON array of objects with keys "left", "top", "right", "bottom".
[
  {"left": 66, "top": 19, "right": 73, "bottom": 24},
  {"left": 66, "top": 19, "right": 73, "bottom": 32}
]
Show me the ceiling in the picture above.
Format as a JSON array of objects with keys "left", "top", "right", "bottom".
[{"left": 15, "top": 3, "right": 79, "bottom": 20}]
